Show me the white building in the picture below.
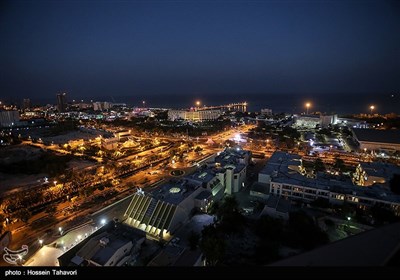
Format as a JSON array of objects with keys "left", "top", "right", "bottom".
[
  {"left": 261, "top": 108, "right": 273, "bottom": 116},
  {"left": 101, "top": 135, "right": 119, "bottom": 150},
  {"left": 73, "top": 230, "right": 145, "bottom": 266},
  {"left": 259, "top": 151, "right": 400, "bottom": 215},
  {"left": 124, "top": 148, "right": 252, "bottom": 240},
  {"left": 93, "top": 102, "right": 113, "bottom": 111},
  {"left": 124, "top": 181, "right": 206, "bottom": 240},
  {"left": 168, "top": 109, "right": 221, "bottom": 121},
  {"left": 352, "top": 128, "right": 400, "bottom": 152}
]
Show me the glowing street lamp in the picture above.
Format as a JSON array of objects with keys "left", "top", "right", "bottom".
[
  {"left": 53, "top": 181, "right": 57, "bottom": 186},
  {"left": 101, "top": 219, "right": 106, "bottom": 226},
  {"left": 39, "top": 239, "right": 43, "bottom": 246},
  {"left": 370, "top": 105, "right": 375, "bottom": 115},
  {"left": 305, "top": 102, "right": 311, "bottom": 114}
]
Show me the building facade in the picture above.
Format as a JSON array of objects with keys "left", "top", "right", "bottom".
[{"left": 168, "top": 109, "right": 221, "bottom": 121}]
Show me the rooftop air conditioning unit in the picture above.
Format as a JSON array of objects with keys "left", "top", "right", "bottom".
[{"left": 99, "top": 237, "right": 110, "bottom": 246}]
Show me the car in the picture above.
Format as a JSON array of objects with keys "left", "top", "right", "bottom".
[{"left": 171, "top": 237, "right": 180, "bottom": 244}]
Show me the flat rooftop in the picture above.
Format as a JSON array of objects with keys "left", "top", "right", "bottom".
[
  {"left": 360, "top": 162, "right": 400, "bottom": 181},
  {"left": 151, "top": 179, "right": 201, "bottom": 205},
  {"left": 262, "top": 152, "right": 400, "bottom": 204},
  {"left": 353, "top": 128, "right": 400, "bottom": 144}
]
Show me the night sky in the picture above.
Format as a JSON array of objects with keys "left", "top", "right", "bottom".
[{"left": 1, "top": 0, "right": 399, "bottom": 106}]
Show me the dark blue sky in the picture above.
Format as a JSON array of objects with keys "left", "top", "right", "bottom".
[{"left": 1, "top": 0, "right": 399, "bottom": 104}]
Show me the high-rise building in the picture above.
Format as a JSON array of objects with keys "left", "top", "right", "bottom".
[
  {"left": 22, "top": 98, "right": 31, "bottom": 111},
  {"left": 57, "top": 93, "right": 67, "bottom": 112}
]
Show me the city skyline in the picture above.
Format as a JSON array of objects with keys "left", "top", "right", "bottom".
[{"left": 1, "top": 0, "right": 399, "bottom": 100}]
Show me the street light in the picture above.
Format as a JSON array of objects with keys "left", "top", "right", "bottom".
[
  {"left": 101, "top": 219, "right": 106, "bottom": 226},
  {"left": 370, "top": 105, "right": 375, "bottom": 115},
  {"left": 39, "top": 239, "right": 43, "bottom": 246},
  {"left": 53, "top": 181, "right": 57, "bottom": 186},
  {"left": 196, "top": 101, "right": 201, "bottom": 107},
  {"left": 305, "top": 102, "right": 311, "bottom": 114}
]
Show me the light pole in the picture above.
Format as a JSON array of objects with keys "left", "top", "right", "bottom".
[
  {"left": 370, "top": 105, "right": 375, "bottom": 115},
  {"left": 306, "top": 102, "right": 311, "bottom": 115},
  {"left": 142, "top": 100, "right": 145, "bottom": 108}
]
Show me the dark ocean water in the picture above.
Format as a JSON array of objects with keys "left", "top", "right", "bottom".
[
  {"left": 104, "top": 93, "right": 400, "bottom": 115},
  {"left": 12, "top": 92, "right": 400, "bottom": 115}
]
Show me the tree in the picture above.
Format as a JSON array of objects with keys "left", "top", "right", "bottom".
[
  {"left": 216, "top": 196, "right": 245, "bottom": 233},
  {"left": 45, "top": 205, "right": 57, "bottom": 216},
  {"left": 0, "top": 213, "right": 4, "bottom": 233},
  {"left": 334, "top": 158, "right": 345, "bottom": 172},
  {"left": 15, "top": 209, "right": 31, "bottom": 223},
  {"left": 188, "top": 230, "right": 200, "bottom": 250},
  {"left": 314, "top": 158, "right": 325, "bottom": 172},
  {"left": 199, "top": 224, "right": 225, "bottom": 266},
  {"left": 390, "top": 174, "right": 400, "bottom": 195}
]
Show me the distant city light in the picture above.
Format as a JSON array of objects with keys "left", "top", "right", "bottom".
[{"left": 234, "top": 134, "right": 241, "bottom": 142}]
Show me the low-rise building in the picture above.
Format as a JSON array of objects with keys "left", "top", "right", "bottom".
[
  {"left": 352, "top": 128, "right": 400, "bottom": 152},
  {"left": 71, "top": 229, "right": 145, "bottom": 266},
  {"left": 261, "top": 196, "right": 291, "bottom": 220},
  {"left": 124, "top": 180, "right": 205, "bottom": 240},
  {"left": 168, "top": 109, "right": 221, "bottom": 122},
  {"left": 124, "top": 148, "right": 252, "bottom": 239},
  {"left": 101, "top": 135, "right": 119, "bottom": 150},
  {"left": 259, "top": 151, "right": 400, "bottom": 215},
  {"left": 352, "top": 162, "right": 399, "bottom": 187}
]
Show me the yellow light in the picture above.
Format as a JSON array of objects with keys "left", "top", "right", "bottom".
[
  {"left": 370, "top": 105, "right": 375, "bottom": 110},
  {"left": 196, "top": 101, "right": 201, "bottom": 106},
  {"left": 306, "top": 103, "right": 311, "bottom": 108}
]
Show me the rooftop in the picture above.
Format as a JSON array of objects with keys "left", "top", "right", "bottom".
[
  {"left": 263, "top": 152, "right": 400, "bottom": 204},
  {"left": 360, "top": 162, "right": 400, "bottom": 182},
  {"left": 195, "top": 190, "right": 212, "bottom": 200},
  {"left": 151, "top": 179, "right": 201, "bottom": 205},
  {"left": 250, "top": 182, "right": 270, "bottom": 195},
  {"left": 271, "top": 222, "right": 400, "bottom": 266},
  {"left": 353, "top": 128, "right": 400, "bottom": 145},
  {"left": 265, "top": 196, "right": 291, "bottom": 213},
  {"left": 76, "top": 228, "right": 144, "bottom": 266}
]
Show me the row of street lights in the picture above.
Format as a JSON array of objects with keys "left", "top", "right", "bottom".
[{"left": 304, "top": 102, "right": 376, "bottom": 115}]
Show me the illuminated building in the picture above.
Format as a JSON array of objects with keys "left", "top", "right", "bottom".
[
  {"left": 259, "top": 152, "right": 400, "bottom": 215},
  {"left": 352, "top": 128, "right": 400, "bottom": 152},
  {"left": 168, "top": 109, "right": 221, "bottom": 121}
]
